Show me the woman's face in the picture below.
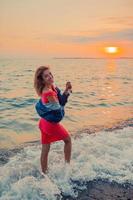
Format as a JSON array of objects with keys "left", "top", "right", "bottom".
[{"left": 42, "top": 69, "right": 54, "bottom": 86}]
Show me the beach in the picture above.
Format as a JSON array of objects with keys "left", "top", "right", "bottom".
[
  {"left": 0, "top": 58, "right": 133, "bottom": 199},
  {"left": 0, "top": 121, "right": 133, "bottom": 199}
]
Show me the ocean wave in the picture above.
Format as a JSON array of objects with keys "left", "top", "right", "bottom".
[
  {"left": 0, "top": 98, "right": 37, "bottom": 111},
  {"left": 0, "top": 126, "right": 133, "bottom": 200},
  {"left": 70, "top": 100, "right": 133, "bottom": 108}
]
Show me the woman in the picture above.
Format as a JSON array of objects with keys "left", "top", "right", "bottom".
[{"left": 34, "top": 66, "right": 72, "bottom": 174}]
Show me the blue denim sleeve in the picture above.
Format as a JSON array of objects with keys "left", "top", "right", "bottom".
[
  {"left": 56, "top": 87, "right": 70, "bottom": 106},
  {"left": 35, "top": 99, "right": 65, "bottom": 123}
]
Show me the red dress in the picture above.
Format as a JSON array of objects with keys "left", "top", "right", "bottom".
[{"left": 38, "top": 88, "right": 69, "bottom": 144}]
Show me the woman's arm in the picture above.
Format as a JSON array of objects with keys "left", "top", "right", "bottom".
[{"left": 56, "top": 82, "right": 72, "bottom": 106}]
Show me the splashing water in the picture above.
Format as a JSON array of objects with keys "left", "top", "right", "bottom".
[{"left": 0, "top": 126, "right": 133, "bottom": 200}]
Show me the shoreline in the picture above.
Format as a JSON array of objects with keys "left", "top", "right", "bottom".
[
  {"left": 0, "top": 118, "right": 133, "bottom": 166},
  {"left": 74, "top": 118, "right": 133, "bottom": 138}
]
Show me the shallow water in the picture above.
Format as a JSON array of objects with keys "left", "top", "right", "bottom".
[
  {"left": 0, "top": 58, "right": 133, "bottom": 148},
  {"left": 0, "top": 126, "right": 133, "bottom": 200}
]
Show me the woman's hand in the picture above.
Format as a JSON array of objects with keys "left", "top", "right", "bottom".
[{"left": 64, "top": 81, "right": 72, "bottom": 95}]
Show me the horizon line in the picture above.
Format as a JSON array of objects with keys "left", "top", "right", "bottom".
[{"left": 53, "top": 57, "right": 133, "bottom": 60}]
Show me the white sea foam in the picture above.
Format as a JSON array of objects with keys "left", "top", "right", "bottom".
[{"left": 0, "top": 127, "right": 133, "bottom": 200}]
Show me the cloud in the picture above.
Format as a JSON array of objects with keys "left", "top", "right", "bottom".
[
  {"left": 48, "top": 16, "right": 133, "bottom": 44},
  {"left": 51, "top": 28, "right": 133, "bottom": 44},
  {"left": 104, "top": 16, "right": 133, "bottom": 27}
]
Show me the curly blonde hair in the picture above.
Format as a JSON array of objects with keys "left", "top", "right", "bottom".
[{"left": 34, "top": 66, "right": 49, "bottom": 96}]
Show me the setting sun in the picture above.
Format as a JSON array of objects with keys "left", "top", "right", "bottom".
[{"left": 104, "top": 46, "right": 118, "bottom": 54}]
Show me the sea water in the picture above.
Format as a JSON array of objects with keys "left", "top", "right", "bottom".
[
  {"left": 0, "top": 58, "right": 132, "bottom": 147},
  {"left": 0, "top": 127, "right": 133, "bottom": 199},
  {"left": 0, "top": 58, "right": 133, "bottom": 199}
]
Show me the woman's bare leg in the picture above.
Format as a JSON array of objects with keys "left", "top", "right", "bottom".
[
  {"left": 40, "top": 144, "right": 50, "bottom": 173},
  {"left": 63, "top": 136, "right": 72, "bottom": 163}
]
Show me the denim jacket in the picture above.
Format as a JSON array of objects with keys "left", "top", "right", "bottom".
[{"left": 35, "top": 87, "right": 70, "bottom": 123}]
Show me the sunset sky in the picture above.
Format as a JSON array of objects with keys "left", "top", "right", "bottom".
[{"left": 0, "top": 0, "right": 133, "bottom": 58}]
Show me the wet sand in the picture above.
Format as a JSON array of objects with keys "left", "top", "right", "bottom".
[{"left": 62, "top": 180, "right": 133, "bottom": 200}]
